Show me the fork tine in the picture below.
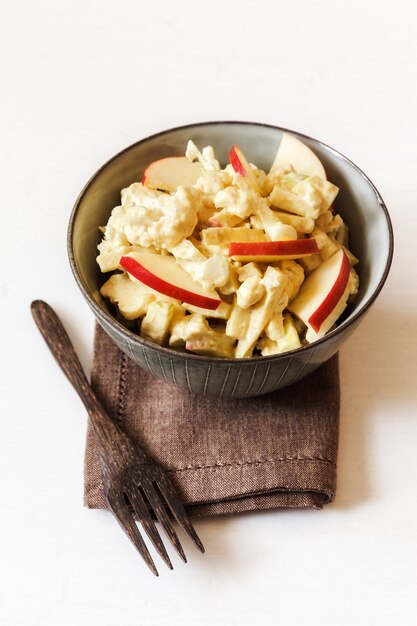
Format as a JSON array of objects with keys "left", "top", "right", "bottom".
[
  {"left": 125, "top": 483, "right": 173, "bottom": 571},
  {"left": 144, "top": 483, "right": 187, "bottom": 563},
  {"left": 156, "top": 479, "right": 205, "bottom": 554},
  {"left": 108, "top": 495, "right": 159, "bottom": 576}
]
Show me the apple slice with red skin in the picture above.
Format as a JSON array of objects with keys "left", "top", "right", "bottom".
[
  {"left": 229, "top": 145, "right": 262, "bottom": 193},
  {"left": 141, "top": 156, "right": 202, "bottom": 192},
  {"left": 120, "top": 253, "right": 222, "bottom": 310},
  {"left": 228, "top": 238, "right": 319, "bottom": 262},
  {"left": 288, "top": 248, "right": 351, "bottom": 337},
  {"left": 271, "top": 133, "right": 327, "bottom": 179}
]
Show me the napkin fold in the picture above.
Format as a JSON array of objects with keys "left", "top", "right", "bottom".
[{"left": 84, "top": 324, "right": 340, "bottom": 516}]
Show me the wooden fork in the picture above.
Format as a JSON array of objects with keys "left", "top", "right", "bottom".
[{"left": 31, "top": 300, "right": 204, "bottom": 576}]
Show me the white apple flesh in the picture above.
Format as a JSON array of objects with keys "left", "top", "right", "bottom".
[
  {"left": 141, "top": 156, "right": 202, "bottom": 192},
  {"left": 271, "top": 133, "right": 327, "bottom": 179},
  {"left": 228, "top": 238, "right": 319, "bottom": 262},
  {"left": 229, "top": 145, "right": 262, "bottom": 193},
  {"left": 288, "top": 248, "right": 351, "bottom": 338},
  {"left": 120, "top": 252, "right": 222, "bottom": 310}
]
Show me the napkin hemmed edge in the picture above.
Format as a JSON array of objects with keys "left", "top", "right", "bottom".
[
  {"left": 83, "top": 488, "right": 331, "bottom": 517},
  {"left": 84, "top": 454, "right": 336, "bottom": 517}
]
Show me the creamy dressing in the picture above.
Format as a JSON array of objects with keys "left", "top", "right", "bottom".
[{"left": 97, "top": 141, "right": 359, "bottom": 357}]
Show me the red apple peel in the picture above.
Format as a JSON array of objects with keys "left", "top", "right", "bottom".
[{"left": 120, "top": 255, "right": 221, "bottom": 310}]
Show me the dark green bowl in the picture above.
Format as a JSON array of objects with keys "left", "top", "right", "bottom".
[{"left": 68, "top": 121, "right": 393, "bottom": 397}]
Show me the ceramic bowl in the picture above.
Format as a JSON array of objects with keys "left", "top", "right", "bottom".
[{"left": 68, "top": 121, "right": 393, "bottom": 397}]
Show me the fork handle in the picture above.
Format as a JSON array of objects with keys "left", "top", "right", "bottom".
[{"left": 31, "top": 300, "right": 142, "bottom": 465}]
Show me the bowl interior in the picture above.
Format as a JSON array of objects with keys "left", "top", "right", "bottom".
[{"left": 69, "top": 121, "right": 392, "bottom": 347}]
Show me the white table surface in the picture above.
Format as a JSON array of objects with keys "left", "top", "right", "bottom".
[{"left": 1, "top": 1, "right": 417, "bottom": 624}]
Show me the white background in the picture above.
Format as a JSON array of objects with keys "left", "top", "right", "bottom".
[{"left": 1, "top": 0, "right": 417, "bottom": 624}]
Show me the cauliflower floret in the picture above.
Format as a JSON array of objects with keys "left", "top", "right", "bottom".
[
  {"left": 263, "top": 166, "right": 302, "bottom": 194},
  {"left": 120, "top": 183, "right": 164, "bottom": 208},
  {"left": 193, "top": 165, "right": 233, "bottom": 226},
  {"left": 211, "top": 174, "right": 277, "bottom": 228},
  {"left": 201, "top": 146, "right": 221, "bottom": 170},
  {"left": 265, "top": 311, "right": 285, "bottom": 341},
  {"left": 194, "top": 255, "right": 230, "bottom": 291},
  {"left": 236, "top": 276, "right": 265, "bottom": 309},
  {"left": 121, "top": 204, "right": 164, "bottom": 248},
  {"left": 168, "top": 238, "right": 230, "bottom": 291},
  {"left": 96, "top": 236, "right": 161, "bottom": 273},
  {"left": 194, "top": 169, "right": 233, "bottom": 197},
  {"left": 293, "top": 177, "right": 338, "bottom": 211},
  {"left": 235, "top": 266, "right": 289, "bottom": 358},
  {"left": 237, "top": 262, "right": 262, "bottom": 282},
  {"left": 102, "top": 206, "right": 134, "bottom": 248},
  {"left": 168, "top": 237, "right": 207, "bottom": 265},
  {"left": 186, "top": 141, "right": 221, "bottom": 171},
  {"left": 258, "top": 314, "right": 301, "bottom": 355},
  {"left": 218, "top": 264, "right": 240, "bottom": 295},
  {"left": 148, "top": 186, "right": 201, "bottom": 248},
  {"left": 97, "top": 241, "right": 137, "bottom": 272},
  {"left": 169, "top": 313, "right": 235, "bottom": 357},
  {"left": 103, "top": 185, "right": 201, "bottom": 251},
  {"left": 212, "top": 184, "right": 256, "bottom": 226}
]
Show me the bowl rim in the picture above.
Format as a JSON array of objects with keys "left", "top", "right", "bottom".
[{"left": 67, "top": 120, "right": 394, "bottom": 363}]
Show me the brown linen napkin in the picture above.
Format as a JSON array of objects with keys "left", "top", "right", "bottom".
[{"left": 85, "top": 324, "right": 340, "bottom": 516}]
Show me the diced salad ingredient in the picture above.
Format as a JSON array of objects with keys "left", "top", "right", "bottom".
[{"left": 97, "top": 134, "right": 359, "bottom": 357}]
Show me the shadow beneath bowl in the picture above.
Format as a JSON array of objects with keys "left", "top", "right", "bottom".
[
  {"left": 332, "top": 302, "right": 417, "bottom": 510},
  {"left": 189, "top": 301, "right": 416, "bottom": 533}
]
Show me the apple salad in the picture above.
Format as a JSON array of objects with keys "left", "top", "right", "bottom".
[{"left": 97, "top": 134, "right": 359, "bottom": 358}]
